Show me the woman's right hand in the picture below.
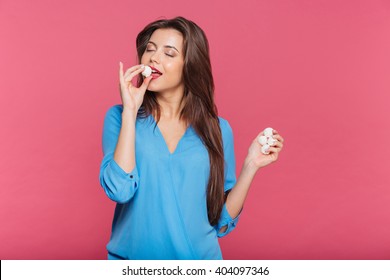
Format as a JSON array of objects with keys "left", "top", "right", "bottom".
[{"left": 119, "top": 62, "right": 153, "bottom": 115}]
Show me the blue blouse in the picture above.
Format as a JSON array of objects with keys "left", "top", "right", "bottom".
[{"left": 99, "top": 105, "right": 241, "bottom": 260}]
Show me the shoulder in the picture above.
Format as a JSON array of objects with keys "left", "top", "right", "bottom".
[
  {"left": 102, "top": 104, "right": 124, "bottom": 128},
  {"left": 105, "top": 104, "right": 123, "bottom": 118},
  {"left": 104, "top": 104, "right": 152, "bottom": 127},
  {"left": 218, "top": 116, "right": 234, "bottom": 144},
  {"left": 218, "top": 116, "right": 233, "bottom": 134}
]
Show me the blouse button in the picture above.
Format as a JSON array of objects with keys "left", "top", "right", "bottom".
[{"left": 129, "top": 175, "right": 133, "bottom": 179}]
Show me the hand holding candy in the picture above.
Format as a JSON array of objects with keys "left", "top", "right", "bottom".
[
  {"left": 119, "top": 62, "right": 153, "bottom": 114},
  {"left": 258, "top": 127, "right": 278, "bottom": 154},
  {"left": 245, "top": 127, "right": 285, "bottom": 170}
]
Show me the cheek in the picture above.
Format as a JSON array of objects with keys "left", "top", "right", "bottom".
[
  {"left": 166, "top": 62, "right": 184, "bottom": 78},
  {"left": 140, "top": 53, "right": 150, "bottom": 64}
]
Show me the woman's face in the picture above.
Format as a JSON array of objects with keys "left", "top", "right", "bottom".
[{"left": 141, "top": 28, "right": 185, "bottom": 94}]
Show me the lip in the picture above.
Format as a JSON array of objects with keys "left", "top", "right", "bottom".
[
  {"left": 151, "top": 73, "right": 161, "bottom": 79},
  {"left": 149, "top": 66, "right": 163, "bottom": 75}
]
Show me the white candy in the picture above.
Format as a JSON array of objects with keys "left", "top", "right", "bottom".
[
  {"left": 261, "top": 144, "right": 270, "bottom": 155},
  {"left": 141, "top": 66, "right": 152, "bottom": 77},
  {"left": 258, "top": 127, "right": 278, "bottom": 154},
  {"left": 267, "top": 136, "right": 278, "bottom": 146},
  {"left": 264, "top": 127, "right": 274, "bottom": 137},
  {"left": 258, "top": 136, "right": 267, "bottom": 145}
]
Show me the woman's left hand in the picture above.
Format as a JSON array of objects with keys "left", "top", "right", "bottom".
[{"left": 245, "top": 129, "right": 285, "bottom": 170}]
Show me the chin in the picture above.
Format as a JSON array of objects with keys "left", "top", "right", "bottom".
[
  {"left": 147, "top": 81, "right": 168, "bottom": 93},
  {"left": 147, "top": 84, "right": 160, "bottom": 92}
]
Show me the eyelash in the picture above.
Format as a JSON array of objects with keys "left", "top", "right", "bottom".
[{"left": 146, "top": 49, "right": 174, "bottom": 57}]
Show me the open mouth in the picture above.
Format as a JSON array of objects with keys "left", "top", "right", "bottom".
[{"left": 150, "top": 66, "right": 162, "bottom": 76}]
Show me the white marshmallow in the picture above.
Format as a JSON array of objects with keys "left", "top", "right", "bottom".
[
  {"left": 261, "top": 144, "right": 270, "bottom": 155},
  {"left": 267, "top": 136, "right": 278, "bottom": 146},
  {"left": 141, "top": 66, "right": 152, "bottom": 77},
  {"left": 258, "top": 135, "right": 268, "bottom": 145},
  {"left": 264, "top": 127, "right": 274, "bottom": 137}
]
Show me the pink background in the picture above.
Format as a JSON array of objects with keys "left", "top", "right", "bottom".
[{"left": 1, "top": 0, "right": 390, "bottom": 259}]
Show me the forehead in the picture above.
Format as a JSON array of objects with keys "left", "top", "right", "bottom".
[{"left": 148, "top": 28, "right": 184, "bottom": 51}]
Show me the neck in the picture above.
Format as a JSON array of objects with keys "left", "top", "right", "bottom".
[{"left": 155, "top": 88, "right": 185, "bottom": 121}]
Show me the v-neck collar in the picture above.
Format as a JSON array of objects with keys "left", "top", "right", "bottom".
[{"left": 150, "top": 114, "right": 193, "bottom": 155}]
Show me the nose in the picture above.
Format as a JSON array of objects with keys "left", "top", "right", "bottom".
[{"left": 149, "top": 50, "right": 160, "bottom": 64}]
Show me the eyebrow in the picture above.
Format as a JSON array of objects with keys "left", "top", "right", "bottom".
[{"left": 147, "top": 41, "right": 180, "bottom": 53}]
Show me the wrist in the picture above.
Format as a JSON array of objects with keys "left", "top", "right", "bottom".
[
  {"left": 243, "top": 157, "right": 259, "bottom": 175},
  {"left": 122, "top": 108, "right": 137, "bottom": 120}
]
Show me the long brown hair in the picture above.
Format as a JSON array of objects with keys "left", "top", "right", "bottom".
[{"left": 136, "top": 17, "right": 225, "bottom": 226}]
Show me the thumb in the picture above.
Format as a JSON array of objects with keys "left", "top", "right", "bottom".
[{"left": 139, "top": 76, "right": 153, "bottom": 92}]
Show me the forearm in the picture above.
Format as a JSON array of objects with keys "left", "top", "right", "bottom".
[
  {"left": 225, "top": 159, "right": 259, "bottom": 219},
  {"left": 113, "top": 109, "right": 137, "bottom": 173}
]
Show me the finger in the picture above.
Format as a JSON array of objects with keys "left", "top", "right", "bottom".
[
  {"left": 267, "top": 147, "right": 280, "bottom": 154},
  {"left": 139, "top": 75, "right": 153, "bottom": 92},
  {"left": 119, "top": 62, "right": 126, "bottom": 86},
  {"left": 273, "top": 134, "right": 284, "bottom": 143},
  {"left": 255, "top": 131, "right": 265, "bottom": 140},
  {"left": 124, "top": 67, "right": 145, "bottom": 83},
  {"left": 272, "top": 141, "right": 283, "bottom": 149},
  {"left": 124, "top": 64, "right": 145, "bottom": 78}
]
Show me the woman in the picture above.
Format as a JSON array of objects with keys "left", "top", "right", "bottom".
[{"left": 99, "top": 16, "right": 284, "bottom": 260}]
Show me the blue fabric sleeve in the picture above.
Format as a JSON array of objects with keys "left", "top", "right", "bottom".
[
  {"left": 216, "top": 118, "right": 242, "bottom": 238},
  {"left": 99, "top": 105, "right": 139, "bottom": 203}
]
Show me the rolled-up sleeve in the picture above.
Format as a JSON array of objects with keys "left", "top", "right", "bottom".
[
  {"left": 216, "top": 118, "right": 242, "bottom": 238},
  {"left": 99, "top": 105, "right": 139, "bottom": 203}
]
